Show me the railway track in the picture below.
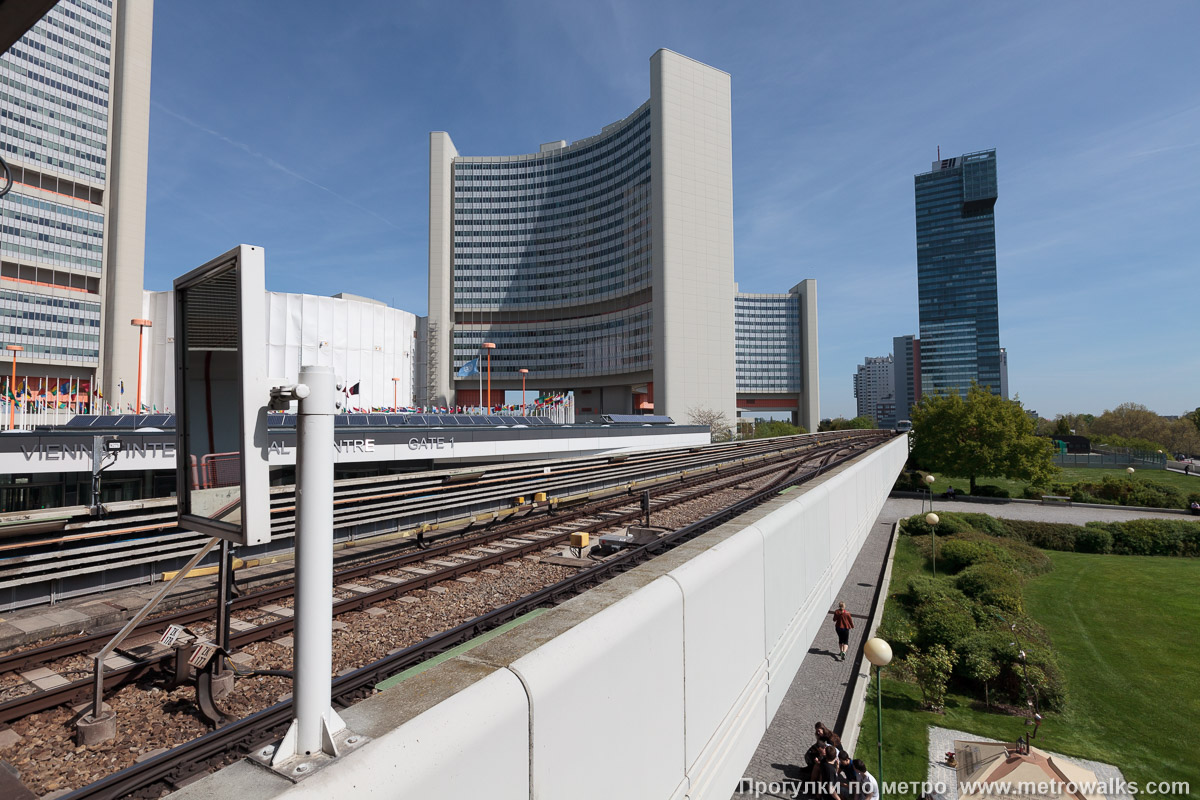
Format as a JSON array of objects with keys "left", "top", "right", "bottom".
[
  {"left": 0, "top": 432, "right": 889, "bottom": 798},
  {"left": 0, "top": 433, "right": 885, "bottom": 719},
  {"left": 49, "top": 434, "right": 883, "bottom": 800},
  {"left": 0, "top": 434, "right": 870, "bottom": 609}
]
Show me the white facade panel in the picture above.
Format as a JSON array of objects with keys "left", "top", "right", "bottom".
[
  {"left": 513, "top": 577, "right": 687, "bottom": 800},
  {"left": 139, "top": 289, "right": 419, "bottom": 412}
]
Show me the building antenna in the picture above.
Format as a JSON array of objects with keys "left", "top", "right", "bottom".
[{"left": 937, "top": 145, "right": 940, "bottom": 161}]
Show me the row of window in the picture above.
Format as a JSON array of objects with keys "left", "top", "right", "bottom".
[
  {"left": 3, "top": 107, "right": 105, "bottom": 153},
  {"left": 0, "top": 67, "right": 109, "bottom": 126},
  {"left": 0, "top": 58, "right": 108, "bottom": 111},
  {"left": 1, "top": 221, "right": 103, "bottom": 253},
  {"left": 16, "top": 34, "right": 110, "bottom": 81},
  {"left": 42, "top": 10, "right": 111, "bottom": 53},
  {"left": 0, "top": 86, "right": 107, "bottom": 139},
  {"left": 40, "top": 22, "right": 111, "bottom": 66},
  {"left": 0, "top": 306, "right": 100, "bottom": 328},
  {"left": 0, "top": 239, "right": 101, "bottom": 270},
  {"left": 5, "top": 45, "right": 109, "bottom": 99},
  {"left": 0, "top": 288, "right": 99, "bottom": 314},
  {"left": 455, "top": 118, "right": 650, "bottom": 195},
  {"left": 1, "top": 323, "right": 99, "bottom": 343},
  {"left": 3, "top": 190, "right": 104, "bottom": 225},
  {"left": 49, "top": 3, "right": 111, "bottom": 39},
  {"left": 456, "top": 107, "right": 650, "bottom": 172}
]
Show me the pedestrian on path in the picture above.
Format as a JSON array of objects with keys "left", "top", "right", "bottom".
[{"left": 833, "top": 601, "right": 854, "bottom": 661}]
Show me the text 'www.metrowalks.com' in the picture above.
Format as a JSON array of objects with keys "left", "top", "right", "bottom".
[{"left": 738, "top": 778, "right": 1192, "bottom": 798}]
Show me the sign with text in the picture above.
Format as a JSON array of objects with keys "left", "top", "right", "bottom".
[{"left": 174, "top": 245, "right": 270, "bottom": 546}]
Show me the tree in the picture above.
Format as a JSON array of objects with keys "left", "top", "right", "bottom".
[
  {"left": 687, "top": 406, "right": 733, "bottom": 442},
  {"left": 751, "top": 420, "right": 808, "bottom": 438},
  {"left": 904, "top": 644, "right": 958, "bottom": 712},
  {"left": 818, "top": 416, "right": 877, "bottom": 432},
  {"left": 910, "top": 383, "right": 1057, "bottom": 493}
]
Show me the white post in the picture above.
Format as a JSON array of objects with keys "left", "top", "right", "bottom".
[{"left": 271, "top": 365, "right": 353, "bottom": 768}]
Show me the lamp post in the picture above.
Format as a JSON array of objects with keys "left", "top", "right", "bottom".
[
  {"left": 482, "top": 342, "right": 496, "bottom": 411},
  {"left": 5, "top": 344, "right": 22, "bottom": 430},
  {"left": 518, "top": 368, "right": 529, "bottom": 416},
  {"left": 392, "top": 377, "right": 402, "bottom": 410},
  {"left": 923, "top": 473, "right": 935, "bottom": 513},
  {"left": 130, "top": 318, "right": 152, "bottom": 414},
  {"left": 864, "top": 637, "right": 893, "bottom": 795},
  {"left": 926, "top": 512, "right": 939, "bottom": 578}
]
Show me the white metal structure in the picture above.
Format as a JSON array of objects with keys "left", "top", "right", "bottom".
[{"left": 173, "top": 245, "right": 271, "bottom": 546}]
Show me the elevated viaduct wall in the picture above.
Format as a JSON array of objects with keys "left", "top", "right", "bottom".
[{"left": 173, "top": 435, "right": 908, "bottom": 800}]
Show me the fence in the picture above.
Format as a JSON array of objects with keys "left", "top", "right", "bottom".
[{"left": 1053, "top": 447, "right": 1167, "bottom": 469}]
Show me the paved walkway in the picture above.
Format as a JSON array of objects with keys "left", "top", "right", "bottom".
[
  {"left": 731, "top": 496, "right": 1181, "bottom": 799},
  {"left": 889, "top": 496, "right": 1188, "bottom": 524},
  {"left": 734, "top": 505, "right": 900, "bottom": 798}
]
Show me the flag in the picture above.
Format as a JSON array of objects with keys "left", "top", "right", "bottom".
[
  {"left": 349, "top": 382, "right": 360, "bottom": 396},
  {"left": 456, "top": 358, "right": 480, "bottom": 378}
]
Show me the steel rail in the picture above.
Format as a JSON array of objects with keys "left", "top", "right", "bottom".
[
  {"left": 58, "top": 435, "right": 883, "bottom": 800},
  {"left": 0, "top": 436, "right": 831, "bottom": 674},
  {"left": 0, "top": 434, "right": 837, "bottom": 557},
  {"left": 0, "top": 437, "right": 886, "bottom": 724}
]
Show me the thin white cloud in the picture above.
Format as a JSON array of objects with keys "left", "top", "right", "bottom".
[{"left": 152, "top": 102, "right": 401, "bottom": 230}]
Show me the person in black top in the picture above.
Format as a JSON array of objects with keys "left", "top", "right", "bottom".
[
  {"left": 837, "top": 750, "right": 859, "bottom": 800},
  {"left": 819, "top": 746, "right": 842, "bottom": 799}
]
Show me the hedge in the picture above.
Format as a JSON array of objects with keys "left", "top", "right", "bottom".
[{"left": 909, "top": 513, "right": 1200, "bottom": 559}]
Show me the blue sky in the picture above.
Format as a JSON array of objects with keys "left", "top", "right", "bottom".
[{"left": 144, "top": 1, "right": 1200, "bottom": 419}]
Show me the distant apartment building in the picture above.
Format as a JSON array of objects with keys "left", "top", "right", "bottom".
[
  {"left": 853, "top": 354, "right": 894, "bottom": 425},
  {"left": 0, "top": 0, "right": 154, "bottom": 404},
  {"left": 893, "top": 334, "right": 921, "bottom": 419},
  {"left": 734, "top": 281, "right": 819, "bottom": 432},
  {"left": 914, "top": 149, "right": 1002, "bottom": 397}
]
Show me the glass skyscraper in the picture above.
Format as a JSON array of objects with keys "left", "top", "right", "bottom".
[{"left": 913, "top": 149, "right": 1001, "bottom": 397}]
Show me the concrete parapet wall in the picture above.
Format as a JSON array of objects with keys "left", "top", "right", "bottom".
[{"left": 171, "top": 436, "right": 907, "bottom": 800}]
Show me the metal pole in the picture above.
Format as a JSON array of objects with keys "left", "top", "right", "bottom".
[
  {"left": 278, "top": 364, "right": 348, "bottom": 762},
  {"left": 135, "top": 325, "right": 145, "bottom": 413},
  {"left": 876, "top": 664, "right": 884, "bottom": 795},
  {"left": 486, "top": 348, "right": 491, "bottom": 411},
  {"left": 216, "top": 539, "right": 233, "bottom": 653}
]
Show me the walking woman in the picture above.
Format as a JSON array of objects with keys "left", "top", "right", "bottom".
[{"left": 832, "top": 601, "right": 854, "bottom": 661}]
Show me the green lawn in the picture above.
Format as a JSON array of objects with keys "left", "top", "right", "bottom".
[
  {"left": 956, "top": 466, "right": 1199, "bottom": 498},
  {"left": 856, "top": 537, "right": 1200, "bottom": 794}
]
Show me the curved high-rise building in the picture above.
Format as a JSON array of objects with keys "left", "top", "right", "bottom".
[{"left": 429, "top": 49, "right": 736, "bottom": 422}]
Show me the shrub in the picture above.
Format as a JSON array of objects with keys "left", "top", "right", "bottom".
[
  {"left": 971, "top": 484, "right": 1011, "bottom": 499},
  {"left": 937, "top": 539, "right": 1016, "bottom": 574},
  {"left": 900, "top": 511, "right": 1007, "bottom": 539},
  {"left": 998, "top": 519, "right": 1081, "bottom": 552},
  {"left": 958, "top": 635, "right": 1002, "bottom": 707},
  {"left": 1075, "top": 526, "right": 1113, "bottom": 554},
  {"left": 902, "top": 575, "right": 955, "bottom": 607},
  {"left": 914, "top": 593, "right": 977, "bottom": 649},
  {"left": 954, "top": 563, "right": 1024, "bottom": 615},
  {"left": 904, "top": 644, "right": 958, "bottom": 712},
  {"left": 955, "top": 513, "right": 1010, "bottom": 537}
]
